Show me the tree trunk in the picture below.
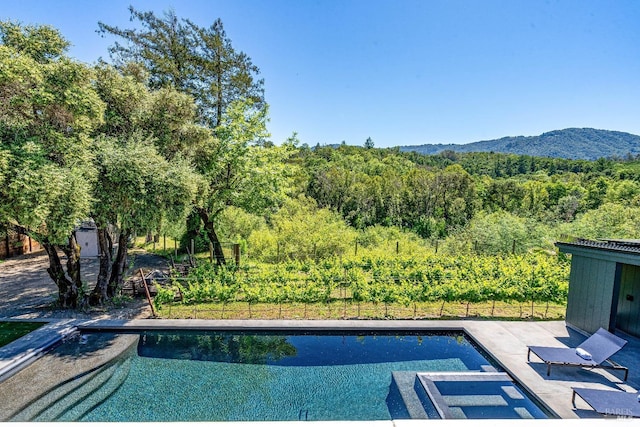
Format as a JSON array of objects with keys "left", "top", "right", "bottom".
[
  {"left": 108, "top": 228, "right": 130, "bottom": 297},
  {"left": 60, "top": 233, "right": 85, "bottom": 308},
  {"left": 90, "top": 226, "right": 113, "bottom": 305},
  {"left": 197, "top": 208, "right": 226, "bottom": 265},
  {"left": 42, "top": 234, "right": 82, "bottom": 308},
  {"left": 42, "top": 241, "right": 76, "bottom": 308}
]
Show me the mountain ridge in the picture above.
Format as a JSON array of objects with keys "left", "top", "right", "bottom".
[{"left": 396, "top": 128, "right": 640, "bottom": 160}]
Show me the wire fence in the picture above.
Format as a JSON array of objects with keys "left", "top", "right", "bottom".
[{"left": 156, "top": 300, "right": 566, "bottom": 321}]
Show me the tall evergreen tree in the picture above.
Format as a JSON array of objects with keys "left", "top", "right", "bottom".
[{"left": 97, "top": 7, "right": 264, "bottom": 129}]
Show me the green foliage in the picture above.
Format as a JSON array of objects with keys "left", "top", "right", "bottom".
[
  {"left": 356, "top": 225, "right": 429, "bottom": 257},
  {"left": 157, "top": 253, "right": 569, "bottom": 314},
  {"left": 218, "top": 206, "right": 266, "bottom": 244},
  {"left": 604, "top": 179, "right": 640, "bottom": 204},
  {"left": 563, "top": 202, "right": 640, "bottom": 239},
  {"left": 0, "top": 21, "right": 69, "bottom": 63},
  {"left": 0, "top": 22, "right": 104, "bottom": 244},
  {"left": 305, "top": 146, "right": 475, "bottom": 234},
  {"left": 442, "top": 210, "right": 552, "bottom": 255},
  {"left": 93, "top": 135, "right": 200, "bottom": 233},
  {"left": 248, "top": 196, "right": 356, "bottom": 262},
  {"left": 98, "top": 7, "right": 264, "bottom": 129}
]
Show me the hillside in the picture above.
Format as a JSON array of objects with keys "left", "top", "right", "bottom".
[{"left": 397, "top": 128, "right": 640, "bottom": 160}]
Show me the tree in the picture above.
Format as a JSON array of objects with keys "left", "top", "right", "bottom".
[
  {"left": 443, "top": 210, "right": 550, "bottom": 255},
  {"left": 192, "top": 99, "right": 287, "bottom": 264},
  {"left": 248, "top": 196, "right": 357, "bottom": 261},
  {"left": 90, "top": 135, "right": 200, "bottom": 303},
  {"left": 90, "top": 63, "right": 207, "bottom": 303},
  {"left": 566, "top": 202, "right": 640, "bottom": 239},
  {"left": 431, "top": 164, "right": 475, "bottom": 229},
  {"left": 364, "top": 137, "right": 374, "bottom": 149},
  {"left": 186, "top": 18, "right": 265, "bottom": 129},
  {"left": 97, "top": 7, "right": 265, "bottom": 129},
  {"left": 98, "top": 8, "right": 195, "bottom": 93},
  {"left": 99, "top": 8, "right": 270, "bottom": 261},
  {"left": 0, "top": 21, "right": 105, "bottom": 307}
]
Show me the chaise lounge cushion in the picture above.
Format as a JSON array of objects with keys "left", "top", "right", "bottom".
[{"left": 572, "top": 387, "right": 640, "bottom": 418}]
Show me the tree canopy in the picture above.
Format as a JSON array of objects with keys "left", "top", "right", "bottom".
[
  {"left": 98, "top": 7, "right": 265, "bottom": 128},
  {"left": 99, "top": 8, "right": 273, "bottom": 265},
  {"left": 0, "top": 21, "right": 104, "bottom": 306}
]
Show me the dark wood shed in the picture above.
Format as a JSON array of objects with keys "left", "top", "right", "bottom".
[
  {"left": 0, "top": 229, "right": 42, "bottom": 259},
  {"left": 556, "top": 239, "right": 640, "bottom": 338}
]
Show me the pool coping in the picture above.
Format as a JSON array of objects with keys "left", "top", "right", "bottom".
[
  {"left": 0, "top": 318, "right": 78, "bottom": 383},
  {"left": 1, "top": 318, "right": 635, "bottom": 422}
]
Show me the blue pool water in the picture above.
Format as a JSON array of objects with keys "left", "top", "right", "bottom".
[{"left": 15, "top": 330, "right": 549, "bottom": 421}]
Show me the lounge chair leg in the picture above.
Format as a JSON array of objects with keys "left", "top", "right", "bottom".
[
  {"left": 527, "top": 348, "right": 531, "bottom": 362},
  {"left": 623, "top": 368, "right": 628, "bottom": 382},
  {"left": 546, "top": 364, "right": 551, "bottom": 376},
  {"left": 571, "top": 390, "right": 577, "bottom": 407}
]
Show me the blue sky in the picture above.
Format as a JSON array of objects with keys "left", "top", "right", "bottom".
[{"left": 3, "top": 0, "right": 640, "bottom": 148}]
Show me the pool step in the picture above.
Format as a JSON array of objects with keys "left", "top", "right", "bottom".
[
  {"left": 10, "top": 362, "right": 114, "bottom": 421},
  {"left": 34, "top": 361, "right": 122, "bottom": 421},
  {"left": 10, "top": 358, "right": 130, "bottom": 422},
  {"left": 57, "top": 357, "right": 132, "bottom": 421},
  {"left": 387, "top": 371, "right": 428, "bottom": 419}
]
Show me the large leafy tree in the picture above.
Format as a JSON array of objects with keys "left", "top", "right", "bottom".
[
  {"left": 90, "top": 135, "right": 200, "bottom": 303},
  {"left": 0, "top": 21, "right": 104, "bottom": 307},
  {"left": 90, "top": 64, "right": 206, "bottom": 303},
  {"left": 191, "top": 99, "right": 283, "bottom": 263},
  {"left": 98, "top": 8, "right": 275, "bottom": 264}
]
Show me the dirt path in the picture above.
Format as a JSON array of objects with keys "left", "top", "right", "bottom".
[{"left": 0, "top": 249, "right": 169, "bottom": 320}]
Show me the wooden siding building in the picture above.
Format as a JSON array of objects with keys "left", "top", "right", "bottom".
[
  {"left": 556, "top": 239, "right": 640, "bottom": 338},
  {"left": 0, "top": 230, "right": 42, "bottom": 259}
]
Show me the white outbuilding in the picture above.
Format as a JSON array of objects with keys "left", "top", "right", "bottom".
[{"left": 75, "top": 221, "right": 100, "bottom": 258}]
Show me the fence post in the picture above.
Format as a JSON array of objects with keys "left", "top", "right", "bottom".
[
  {"left": 435, "top": 239, "right": 439, "bottom": 253},
  {"left": 234, "top": 243, "right": 240, "bottom": 266},
  {"left": 396, "top": 241, "right": 399, "bottom": 254},
  {"left": 174, "top": 239, "right": 177, "bottom": 258},
  {"left": 277, "top": 242, "right": 280, "bottom": 263},
  {"left": 163, "top": 234, "right": 166, "bottom": 251},
  {"left": 139, "top": 269, "right": 157, "bottom": 317},
  {"left": 355, "top": 241, "right": 358, "bottom": 256},
  {"left": 512, "top": 240, "right": 516, "bottom": 254}
]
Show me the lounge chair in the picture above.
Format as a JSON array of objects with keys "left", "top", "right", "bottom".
[
  {"left": 527, "top": 328, "right": 628, "bottom": 380},
  {"left": 572, "top": 387, "right": 639, "bottom": 418}
]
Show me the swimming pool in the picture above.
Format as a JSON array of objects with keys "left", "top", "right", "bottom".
[{"left": 5, "top": 329, "right": 549, "bottom": 421}]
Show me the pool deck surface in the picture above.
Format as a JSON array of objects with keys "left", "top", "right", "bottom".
[{"left": 1, "top": 317, "right": 637, "bottom": 423}]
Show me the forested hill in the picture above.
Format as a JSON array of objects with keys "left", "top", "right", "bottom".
[{"left": 398, "top": 128, "right": 640, "bottom": 160}]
